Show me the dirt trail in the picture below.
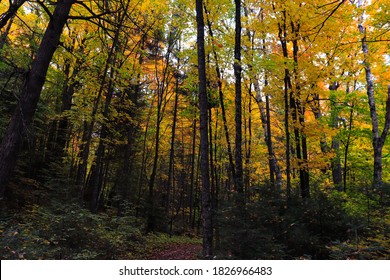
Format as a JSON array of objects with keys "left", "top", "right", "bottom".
[{"left": 148, "top": 243, "right": 202, "bottom": 260}]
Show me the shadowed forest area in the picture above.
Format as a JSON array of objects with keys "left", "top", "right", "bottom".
[{"left": 1, "top": 0, "right": 390, "bottom": 260}]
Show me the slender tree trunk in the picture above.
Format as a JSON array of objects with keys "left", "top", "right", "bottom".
[
  {"left": 244, "top": 95, "right": 252, "bottom": 197},
  {"left": 196, "top": 0, "right": 213, "bottom": 258},
  {"left": 343, "top": 102, "right": 354, "bottom": 192},
  {"left": 278, "top": 12, "right": 292, "bottom": 200},
  {"left": 208, "top": 107, "right": 215, "bottom": 210},
  {"left": 359, "top": 5, "right": 390, "bottom": 189},
  {"left": 245, "top": 6, "right": 282, "bottom": 195},
  {"left": 147, "top": 29, "right": 176, "bottom": 231},
  {"left": 329, "top": 83, "right": 343, "bottom": 190},
  {"left": 89, "top": 71, "right": 115, "bottom": 212},
  {"left": 88, "top": 4, "right": 130, "bottom": 212},
  {"left": 204, "top": 5, "right": 236, "bottom": 183},
  {"left": 189, "top": 119, "right": 197, "bottom": 231},
  {"left": 166, "top": 78, "right": 179, "bottom": 215},
  {"left": 76, "top": 121, "right": 89, "bottom": 185},
  {"left": 55, "top": 41, "right": 86, "bottom": 159},
  {"left": 76, "top": 21, "right": 121, "bottom": 187},
  {"left": 116, "top": 131, "right": 131, "bottom": 216},
  {"left": 0, "top": 0, "right": 76, "bottom": 199},
  {"left": 265, "top": 93, "right": 282, "bottom": 195},
  {"left": 147, "top": 94, "right": 161, "bottom": 231},
  {"left": 213, "top": 110, "right": 221, "bottom": 250},
  {"left": 331, "top": 139, "right": 343, "bottom": 191},
  {"left": 234, "top": 0, "right": 244, "bottom": 195},
  {"left": 252, "top": 80, "right": 283, "bottom": 194},
  {"left": 312, "top": 81, "right": 344, "bottom": 190},
  {"left": 291, "top": 23, "right": 310, "bottom": 199},
  {"left": 46, "top": 40, "right": 85, "bottom": 165}
]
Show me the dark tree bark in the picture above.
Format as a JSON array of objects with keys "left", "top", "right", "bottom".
[
  {"left": 311, "top": 81, "right": 343, "bottom": 191},
  {"left": 89, "top": 0, "right": 136, "bottom": 212},
  {"left": 89, "top": 70, "right": 115, "bottom": 212},
  {"left": 76, "top": 1, "right": 132, "bottom": 190},
  {"left": 245, "top": 6, "right": 282, "bottom": 195},
  {"left": 343, "top": 92, "right": 355, "bottom": 192},
  {"left": 234, "top": 0, "right": 244, "bottom": 195},
  {"left": 278, "top": 10, "right": 292, "bottom": 200},
  {"left": 166, "top": 76, "right": 179, "bottom": 216},
  {"left": 0, "top": 0, "right": 76, "bottom": 199},
  {"left": 330, "top": 117, "right": 343, "bottom": 191},
  {"left": 208, "top": 106, "right": 215, "bottom": 210},
  {"left": 147, "top": 35, "right": 175, "bottom": 232},
  {"left": 196, "top": 0, "right": 213, "bottom": 258},
  {"left": 45, "top": 37, "right": 86, "bottom": 166},
  {"left": 244, "top": 94, "right": 252, "bottom": 196},
  {"left": 291, "top": 22, "right": 310, "bottom": 199},
  {"left": 359, "top": 10, "right": 390, "bottom": 189},
  {"left": 189, "top": 119, "right": 197, "bottom": 230},
  {"left": 76, "top": 41, "right": 118, "bottom": 187},
  {"left": 252, "top": 79, "right": 283, "bottom": 194},
  {"left": 146, "top": 92, "right": 160, "bottom": 231},
  {"left": 204, "top": 5, "right": 236, "bottom": 184},
  {"left": 0, "top": 0, "right": 26, "bottom": 30},
  {"left": 114, "top": 81, "right": 142, "bottom": 217}
]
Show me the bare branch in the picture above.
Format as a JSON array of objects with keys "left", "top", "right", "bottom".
[{"left": 36, "top": 0, "right": 53, "bottom": 20}]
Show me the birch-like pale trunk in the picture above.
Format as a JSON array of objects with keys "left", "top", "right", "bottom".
[{"left": 358, "top": 1, "right": 390, "bottom": 189}]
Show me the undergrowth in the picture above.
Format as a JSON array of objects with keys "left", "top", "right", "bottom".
[{"left": 0, "top": 200, "right": 203, "bottom": 260}]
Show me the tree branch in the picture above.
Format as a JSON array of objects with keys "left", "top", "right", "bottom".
[{"left": 36, "top": 0, "right": 53, "bottom": 20}]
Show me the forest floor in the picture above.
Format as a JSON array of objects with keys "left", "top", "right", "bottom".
[{"left": 147, "top": 243, "right": 202, "bottom": 260}]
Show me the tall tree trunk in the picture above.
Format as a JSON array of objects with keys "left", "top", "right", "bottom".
[
  {"left": 76, "top": 21, "right": 121, "bottom": 187},
  {"left": 213, "top": 110, "right": 221, "bottom": 250},
  {"left": 147, "top": 28, "right": 176, "bottom": 231},
  {"left": 195, "top": 0, "right": 213, "bottom": 258},
  {"left": 76, "top": 121, "right": 89, "bottom": 185},
  {"left": 265, "top": 93, "right": 283, "bottom": 195},
  {"left": 147, "top": 92, "right": 161, "bottom": 231},
  {"left": 204, "top": 5, "right": 236, "bottom": 183},
  {"left": 278, "top": 11, "right": 292, "bottom": 200},
  {"left": 244, "top": 95, "right": 252, "bottom": 197},
  {"left": 45, "top": 39, "right": 85, "bottom": 165},
  {"left": 291, "top": 22, "right": 310, "bottom": 199},
  {"left": 234, "top": 0, "right": 244, "bottom": 195},
  {"left": 137, "top": 104, "right": 152, "bottom": 214},
  {"left": 55, "top": 40, "right": 86, "bottom": 159},
  {"left": 166, "top": 78, "right": 179, "bottom": 215},
  {"left": 358, "top": 2, "right": 390, "bottom": 189},
  {"left": 252, "top": 79, "right": 283, "bottom": 194},
  {"left": 343, "top": 101, "right": 354, "bottom": 192},
  {"left": 245, "top": 6, "right": 283, "bottom": 195},
  {"left": 115, "top": 82, "right": 142, "bottom": 216},
  {"left": 87, "top": 5, "right": 130, "bottom": 212},
  {"left": 311, "top": 81, "right": 343, "bottom": 191},
  {"left": 0, "top": 0, "right": 75, "bottom": 199},
  {"left": 89, "top": 71, "right": 115, "bottom": 212},
  {"left": 331, "top": 137, "right": 343, "bottom": 191},
  {"left": 328, "top": 82, "right": 343, "bottom": 190},
  {"left": 189, "top": 119, "right": 197, "bottom": 231},
  {"left": 208, "top": 107, "right": 215, "bottom": 213}
]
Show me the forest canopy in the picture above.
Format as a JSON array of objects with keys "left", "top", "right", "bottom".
[{"left": 0, "top": 0, "right": 389, "bottom": 260}]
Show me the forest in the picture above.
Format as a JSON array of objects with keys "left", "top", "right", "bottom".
[{"left": 0, "top": 0, "right": 390, "bottom": 260}]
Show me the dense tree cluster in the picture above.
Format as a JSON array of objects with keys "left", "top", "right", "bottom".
[{"left": 0, "top": 0, "right": 389, "bottom": 259}]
